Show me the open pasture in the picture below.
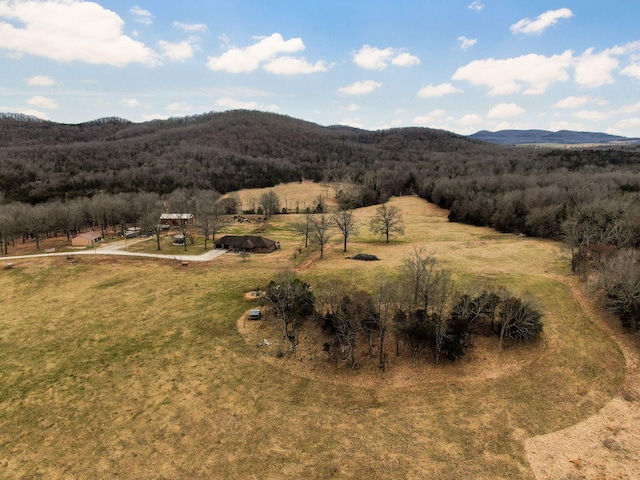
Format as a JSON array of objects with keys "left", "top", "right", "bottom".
[{"left": 0, "top": 188, "right": 632, "bottom": 479}]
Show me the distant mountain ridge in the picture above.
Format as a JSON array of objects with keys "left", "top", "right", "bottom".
[{"left": 470, "top": 129, "right": 640, "bottom": 146}]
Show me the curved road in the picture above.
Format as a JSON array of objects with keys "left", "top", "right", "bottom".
[{"left": 2, "top": 237, "right": 228, "bottom": 263}]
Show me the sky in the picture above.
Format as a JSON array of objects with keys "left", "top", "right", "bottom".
[{"left": 2, "top": 0, "right": 640, "bottom": 136}]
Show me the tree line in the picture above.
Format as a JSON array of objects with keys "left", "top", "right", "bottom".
[{"left": 261, "top": 250, "right": 543, "bottom": 369}]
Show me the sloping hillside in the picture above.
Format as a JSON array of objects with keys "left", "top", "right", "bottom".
[
  {"left": 0, "top": 110, "right": 498, "bottom": 203},
  {"left": 470, "top": 129, "right": 640, "bottom": 145}
]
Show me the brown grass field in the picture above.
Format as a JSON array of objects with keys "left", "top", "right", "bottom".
[{"left": 0, "top": 187, "right": 637, "bottom": 479}]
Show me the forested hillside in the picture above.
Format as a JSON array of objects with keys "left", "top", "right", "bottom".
[{"left": 0, "top": 110, "right": 493, "bottom": 203}]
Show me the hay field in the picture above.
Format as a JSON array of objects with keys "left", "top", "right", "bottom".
[{"left": 0, "top": 189, "right": 628, "bottom": 479}]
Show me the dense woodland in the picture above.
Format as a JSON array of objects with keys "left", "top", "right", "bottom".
[{"left": 1, "top": 109, "right": 640, "bottom": 335}]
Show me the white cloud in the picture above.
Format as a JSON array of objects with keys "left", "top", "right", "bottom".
[
  {"left": 141, "top": 113, "right": 169, "bottom": 121},
  {"left": 263, "top": 56, "right": 329, "bottom": 75},
  {"left": 452, "top": 51, "right": 573, "bottom": 96},
  {"left": 25, "top": 75, "right": 57, "bottom": 86},
  {"left": 468, "top": 1, "right": 485, "bottom": 11},
  {"left": 216, "top": 96, "right": 279, "bottom": 111},
  {"left": 207, "top": 33, "right": 325, "bottom": 75},
  {"left": 607, "top": 118, "right": 640, "bottom": 137},
  {"left": 417, "top": 83, "right": 463, "bottom": 98},
  {"left": 413, "top": 109, "right": 449, "bottom": 126},
  {"left": 353, "top": 45, "right": 420, "bottom": 70},
  {"left": 550, "top": 120, "right": 585, "bottom": 131},
  {"left": 0, "top": 0, "right": 158, "bottom": 66},
  {"left": 458, "top": 114, "right": 484, "bottom": 126},
  {"left": 338, "top": 80, "right": 382, "bottom": 95},
  {"left": 617, "top": 102, "right": 640, "bottom": 114},
  {"left": 166, "top": 102, "right": 193, "bottom": 112},
  {"left": 173, "top": 21, "right": 208, "bottom": 33},
  {"left": 391, "top": 52, "right": 421, "bottom": 67},
  {"left": 510, "top": 8, "right": 573, "bottom": 35},
  {"left": 572, "top": 109, "right": 610, "bottom": 122},
  {"left": 622, "top": 62, "right": 640, "bottom": 80},
  {"left": 122, "top": 98, "right": 140, "bottom": 108},
  {"left": 1, "top": 106, "right": 49, "bottom": 120},
  {"left": 552, "top": 96, "right": 592, "bottom": 109},
  {"left": 574, "top": 48, "right": 619, "bottom": 87},
  {"left": 487, "top": 103, "right": 525, "bottom": 119},
  {"left": 158, "top": 40, "right": 194, "bottom": 62},
  {"left": 130, "top": 6, "right": 153, "bottom": 25},
  {"left": 339, "top": 117, "right": 364, "bottom": 129},
  {"left": 26, "top": 95, "right": 58, "bottom": 109},
  {"left": 458, "top": 36, "right": 477, "bottom": 50},
  {"left": 340, "top": 104, "right": 360, "bottom": 113}
]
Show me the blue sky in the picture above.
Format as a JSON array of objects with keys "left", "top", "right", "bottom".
[{"left": 2, "top": 0, "right": 640, "bottom": 135}]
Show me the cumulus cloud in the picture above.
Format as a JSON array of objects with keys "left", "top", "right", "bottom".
[
  {"left": 622, "top": 62, "right": 640, "bottom": 80},
  {"left": 574, "top": 47, "right": 619, "bottom": 87},
  {"left": 417, "top": 83, "right": 463, "bottom": 98},
  {"left": 27, "top": 95, "right": 58, "bottom": 109},
  {"left": 338, "top": 80, "right": 382, "bottom": 95},
  {"left": 552, "top": 96, "right": 592, "bottom": 109},
  {"left": 26, "top": 75, "right": 57, "bottom": 86},
  {"left": 452, "top": 51, "right": 573, "bottom": 95},
  {"left": 510, "top": 8, "right": 573, "bottom": 35},
  {"left": 572, "top": 109, "right": 610, "bottom": 121},
  {"left": 391, "top": 52, "right": 421, "bottom": 67},
  {"left": 173, "top": 21, "right": 208, "bottom": 33},
  {"left": 608, "top": 118, "right": 640, "bottom": 137},
  {"left": 166, "top": 102, "right": 193, "bottom": 112},
  {"left": 263, "top": 56, "right": 329, "bottom": 75},
  {"left": 458, "top": 114, "right": 484, "bottom": 127},
  {"left": 413, "top": 109, "right": 449, "bottom": 126},
  {"left": 130, "top": 6, "right": 153, "bottom": 25},
  {"left": 487, "top": 103, "right": 525, "bottom": 119},
  {"left": 207, "top": 33, "right": 325, "bottom": 75},
  {"left": 353, "top": 45, "right": 420, "bottom": 70},
  {"left": 216, "top": 96, "right": 279, "bottom": 111},
  {"left": 468, "top": 1, "right": 485, "bottom": 11},
  {"left": 340, "top": 104, "right": 360, "bottom": 112},
  {"left": 122, "top": 98, "right": 140, "bottom": 108},
  {"left": 0, "top": 0, "right": 158, "bottom": 66},
  {"left": 158, "top": 40, "right": 194, "bottom": 62},
  {"left": 458, "top": 36, "right": 477, "bottom": 50}
]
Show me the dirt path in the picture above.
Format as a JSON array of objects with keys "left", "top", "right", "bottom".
[
  {"left": 293, "top": 242, "right": 335, "bottom": 272},
  {"left": 2, "top": 237, "right": 227, "bottom": 263},
  {"left": 525, "top": 275, "right": 640, "bottom": 480}
]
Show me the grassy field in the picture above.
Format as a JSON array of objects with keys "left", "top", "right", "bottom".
[{"left": 0, "top": 192, "right": 626, "bottom": 479}]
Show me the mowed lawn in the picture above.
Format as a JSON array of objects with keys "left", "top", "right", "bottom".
[{"left": 0, "top": 192, "right": 625, "bottom": 479}]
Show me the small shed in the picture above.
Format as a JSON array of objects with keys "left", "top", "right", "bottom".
[
  {"left": 214, "top": 235, "right": 280, "bottom": 253},
  {"left": 249, "top": 309, "right": 262, "bottom": 320},
  {"left": 172, "top": 234, "right": 186, "bottom": 246}
]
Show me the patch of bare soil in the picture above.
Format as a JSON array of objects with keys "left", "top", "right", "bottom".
[
  {"left": 525, "top": 276, "right": 640, "bottom": 480},
  {"left": 237, "top": 305, "right": 546, "bottom": 390}
]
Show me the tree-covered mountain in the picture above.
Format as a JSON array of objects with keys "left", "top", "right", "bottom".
[
  {"left": 0, "top": 110, "right": 500, "bottom": 203},
  {"left": 470, "top": 129, "right": 640, "bottom": 145}
]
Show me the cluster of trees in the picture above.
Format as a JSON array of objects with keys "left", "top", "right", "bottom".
[
  {"left": 261, "top": 250, "right": 543, "bottom": 369},
  {"left": 291, "top": 202, "right": 405, "bottom": 259},
  {"left": 0, "top": 188, "right": 231, "bottom": 254}
]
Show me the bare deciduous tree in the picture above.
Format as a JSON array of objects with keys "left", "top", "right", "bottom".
[
  {"left": 259, "top": 190, "right": 280, "bottom": 219},
  {"left": 291, "top": 211, "right": 313, "bottom": 248},
  {"left": 310, "top": 213, "right": 332, "bottom": 258},
  {"left": 332, "top": 208, "right": 358, "bottom": 253},
  {"left": 369, "top": 203, "right": 404, "bottom": 243}
]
